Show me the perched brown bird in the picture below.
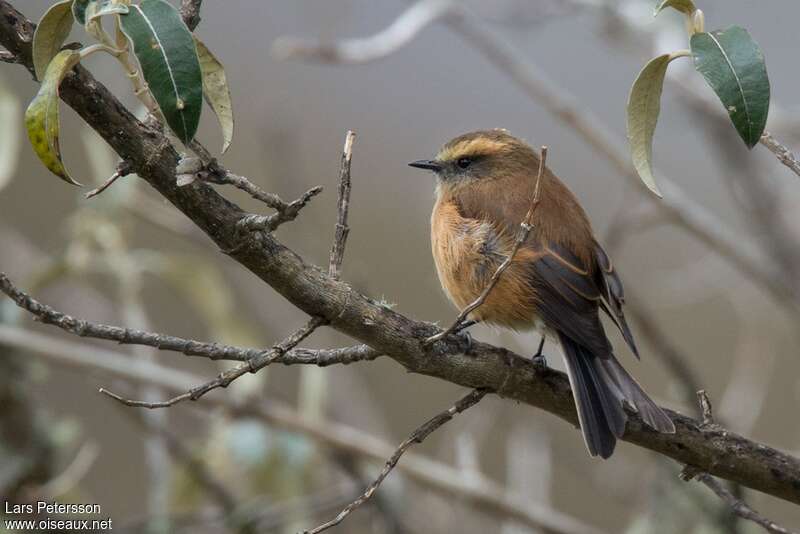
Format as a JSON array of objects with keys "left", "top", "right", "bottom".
[{"left": 410, "top": 129, "right": 675, "bottom": 458}]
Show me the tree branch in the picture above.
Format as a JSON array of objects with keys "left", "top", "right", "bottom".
[
  {"left": 179, "top": 0, "right": 203, "bottom": 31},
  {"left": 2, "top": 0, "right": 800, "bottom": 506},
  {"left": 0, "top": 324, "right": 603, "bottom": 534},
  {"left": 680, "top": 392, "right": 798, "bottom": 534},
  {"left": 99, "top": 316, "right": 325, "bottom": 408},
  {"left": 303, "top": 389, "right": 488, "bottom": 534},
  {"left": 760, "top": 131, "right": 800, "bottom": 180},
  {"left": 0, "top": 273, "right": 377, "bottom": 365}
]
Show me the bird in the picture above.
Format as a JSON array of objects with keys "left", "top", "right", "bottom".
[{"left": 409, "top": 129, "right": 675, "bottom": 459}]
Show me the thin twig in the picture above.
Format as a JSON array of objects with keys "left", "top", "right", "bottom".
[
  {"left": 0, "top": 274, "right": 376, "bottom": 365},
  {"left": 328, "top": 130, "right": 356, "bottom": 279},
  {"left": 425, "top": 146, "right": 547, "bottom": 345},
  {"left": 85, "top": 160, "right": 133, "bottom": 199},
  {"left": 760, "top": 132, "right": 800, "bottom": 180},
  {"left": 695, "top": 474, "right": 799, "bottom": 534},
  {"left": 99, "top": 317, "right": 326, "bottom": 408},
  {"left": 680, "top": 391, "right": 797, "bottom": 534},
  {"left": 179, "top": 0, "right": 203, "bottom": 31},
  {"left": 697, "top": 389, "right": 714, "bottom": 428},
  {"left": 302, "top": 388, "right": 488, "bottom": 534},
  {"left": 198, "top": 165, "right": 323, "bottom": 231},
  {"left": 233, "top": 182, "right": 324, "bottom": 232}
]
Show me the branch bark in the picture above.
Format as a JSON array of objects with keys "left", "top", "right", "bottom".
[{"left": 2, "top": 0, "right": 800, "bottom": 507}]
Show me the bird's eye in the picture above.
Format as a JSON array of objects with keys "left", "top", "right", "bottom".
[{"left": 456, "top": 157, "right": 472, "bottom": 169}]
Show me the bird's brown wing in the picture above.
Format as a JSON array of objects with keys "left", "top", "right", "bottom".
[
  {"left": 529, "top": 243, "right": 613, "bottom": 358},
  {"left": 593, "top": 240, "right": 639, "bottom": 359}
]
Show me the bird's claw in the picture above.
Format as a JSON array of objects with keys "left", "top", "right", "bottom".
[
  {"left": 458, "top": 330, "right": 474, "bottom": 354},
  {"left": 532, "top": 353, "right": 547, "bottom": 369}
]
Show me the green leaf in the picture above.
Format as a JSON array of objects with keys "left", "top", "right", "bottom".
[
  {"left": 195, "top": 38, "right": 234, "bottom": 153},
  {"left": 626, "top": 53, "right": 685, "bottom": 198},
  {"left": 654, "top": 0, "right": 696, "bottom": 16},
  {"left": 0, "top": 76, "right": 21, "bottom": 193},
  {"left": 24, "top": 49, "right": 82, "bottom": 186},
  {"left": 85, "top": 0, "right": 129, "bottom": 23},
  {"left": 120, "top": 0, "right": 202, "bottom": 144},
  {"left": 33, "top": 0, "right": 75, "bottom": 81},
  {"left": 691, "top": 26, "right": 770, "bottom": 148},
  {"left": 72, "top": 0, "right": 90, "bottom": 25}
]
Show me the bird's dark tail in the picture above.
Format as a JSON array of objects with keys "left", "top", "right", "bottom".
[
  {"left": 558, "top": 333, "right": 627, "bottom": 459},
  {"left": 558, "top": 333, "right": 676, "bottom": 458}
]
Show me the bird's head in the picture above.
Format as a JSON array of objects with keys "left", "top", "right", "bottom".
[{"left": 409, "top": 129, "right": 537, "bottom": 192}]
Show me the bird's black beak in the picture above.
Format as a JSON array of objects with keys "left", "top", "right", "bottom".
[{"left": 408, "top": 159, "right": 442, "bottom": 172}]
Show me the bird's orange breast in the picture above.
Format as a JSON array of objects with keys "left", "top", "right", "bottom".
[{"left": 431, "top": 197, "right": 540, "bottom": 329}]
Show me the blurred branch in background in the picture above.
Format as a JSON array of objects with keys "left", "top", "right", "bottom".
[
  {"left": 0, "top": 323, "right": 599, "bottom": 534},
  {"left": 303, "top": 389, "right": 488, "bottom": 534}
]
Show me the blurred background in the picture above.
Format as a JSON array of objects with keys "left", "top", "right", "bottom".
[{"left": 1, "top": 0, "right": 800, "bottom": 532}]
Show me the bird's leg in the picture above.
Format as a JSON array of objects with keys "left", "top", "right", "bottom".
[
  {"left": 531, "top": 336, "right": 547, "bottom": 368},
  {"left": 455, "top": 319, "right": 479, "bottom": 333}
]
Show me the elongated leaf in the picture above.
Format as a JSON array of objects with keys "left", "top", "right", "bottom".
[
  {"left": 195, "top": 38, "right": 234, "bottom": 153},
  {"left": 691, "top": 26, "right": 770, "bottom": 148},
  {"left": 86, "top": 0, "right": 129, "bottom": 23},
  {"left": 33, "top": 0, "right": 74, "bottom": 81},
  {"left": 72, "top": 0, "right": 90, "bottom": 25},
  {"left": 25, "top": 49, "right": 82, "bottom": 185},
  {"left": 0, "top": 77, "right": 21, "bottom": 192},
  {"left": 627, "top": 53, "right": 684, "bottom": 197},
  {"left": 120, "top": 0, "right": 202, "bottom": 144},
  {"left": 654, "top": 0, "right": 696, "bottom": 16}
]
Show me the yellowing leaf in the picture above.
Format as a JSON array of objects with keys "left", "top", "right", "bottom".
[
  {"left": 33, "top": 0, "right": 75, "bottom": 81},
  {"left": 195, "top": 38, "right": 234, "bottom": 153},
  {"left": 86, "top": 0, "right": 129, "bottom": 23},
  {"left": 654, "top": 0, "right": 696, "bottom": 16},
  {"left": 626, "top": 53, "right": 685, "bottom": 198},
  {"left": 25, "top": 49, "right": 82, "bottom": 186}
]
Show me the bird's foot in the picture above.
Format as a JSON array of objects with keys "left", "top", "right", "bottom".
[{"left": 458, "top": 330, "right": 474, "bottom": 355}]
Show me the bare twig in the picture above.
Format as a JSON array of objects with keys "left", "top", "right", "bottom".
[
  {"left": 425, "top": 146, "right": 547, "bottom": 345},
  {"left": 303, "top": 388, "right": 488, "bottom": 534},
  {"left": 760, "top": 132, "right": 800, "bottom": 180},
  {"left": 328, "top": 130, "right": 356, "bottom": 279},
  {"left": 233, "top": 182, "right": 324, "bottom": 232},
  {"left": 272, "top": 0, "right": 456, "bottom": 64},
  {"left": 695, "top": 474, "right": 799, "bottom": 534},
  {"left": 179, "top": 0, "right": 203, "bottom": 31},
  {"left": 198, "top": 167, "right": 323, "bottom": 232},
  {"left": 99, "top": 317, "right": 325, "bottom": 408},
  {"left": 85, "top": 160, "right": 133, "bottom": 199},
  {"left": 680, "top": 392, "right": 797, "bottom": 534},
  {"left": 0, "top": 275, "right": 376, "bottom": 365},
  {"left": 697, "top": 390, "right": 714, "bottom": 427},
  {"left": 0, "top": 324, "right": 601, "bottom": 534}
]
